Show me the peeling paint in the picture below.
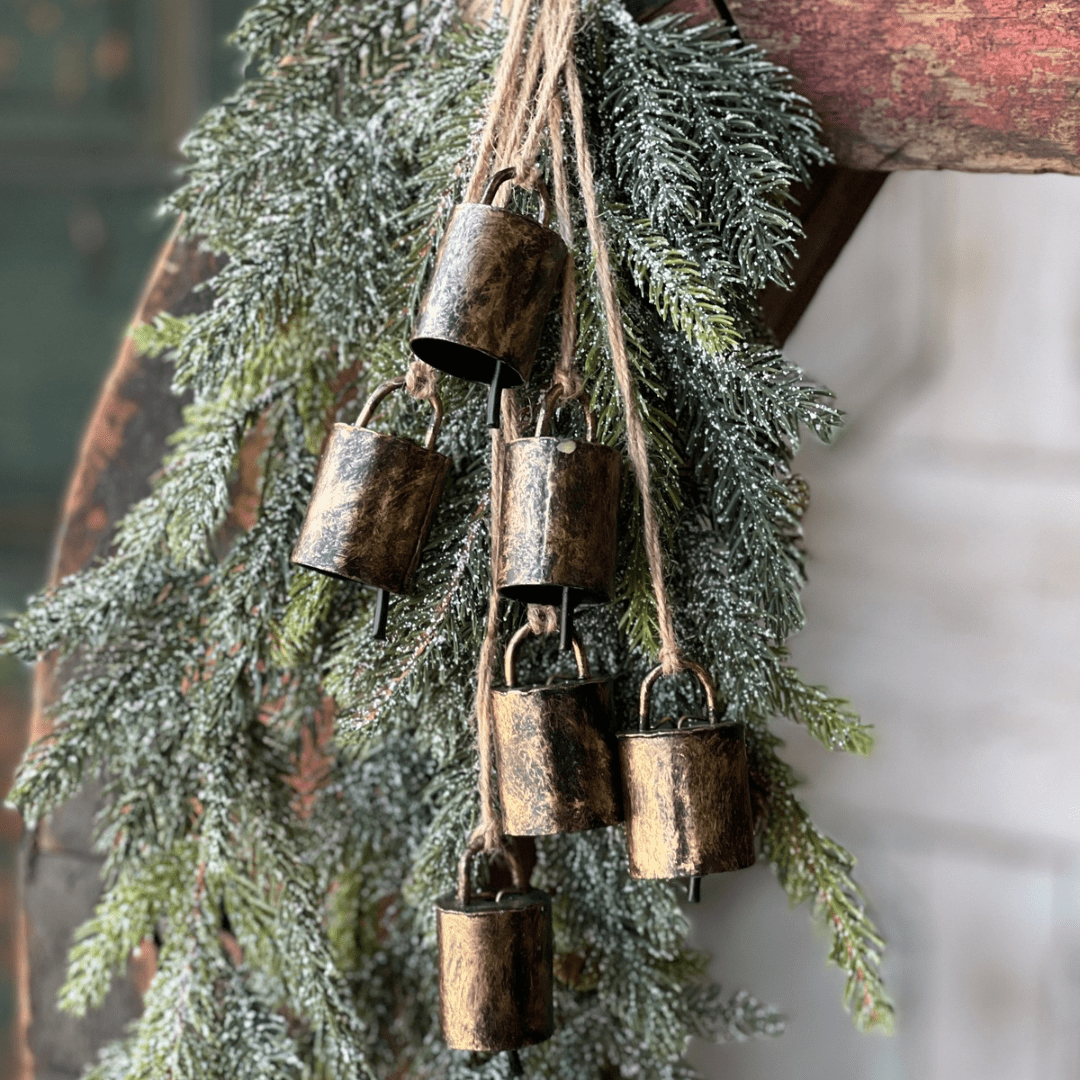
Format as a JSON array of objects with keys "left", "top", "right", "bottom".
[{"left": 719, "top": 0, "right": 1080, "bottom": 173}]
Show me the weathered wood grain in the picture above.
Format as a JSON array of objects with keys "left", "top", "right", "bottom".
[{"left": 640, "top": 0, "right": 1080, "bottom": 175}]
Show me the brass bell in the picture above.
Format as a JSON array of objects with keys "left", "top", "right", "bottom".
[
  {"left": 411, "top": 168, "right": 569, "bottom": 427},
  {"left": 618, "top": 663, "right": 756, "bottom": 890},
  {"left": 498, "top": 388, "right": 621, "bottom": 649},
  {"left": 291, "top": 376, "right": 450, "bottom": 638},
  {"left": 436, "top": 842, "right": 554, "bottom": 1052},
  {"left": 492, "top": 624, "right": 622, "bottom": 837}
]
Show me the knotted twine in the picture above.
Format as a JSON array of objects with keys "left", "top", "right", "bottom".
[{"left": 464, "top": 0, "right": 685, "bottom": 857}]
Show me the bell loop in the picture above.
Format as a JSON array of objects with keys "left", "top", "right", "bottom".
[
  {"left": 355, "top": 375, "right": 444, "bottom": 452},
  {"left": 457, "top": 838, "right": 527, "bottom": 907},
  {"left": 526, "top": 603, "right": 560, "bottom": 637},
  {"left": 482, "top": 166, "right": 554, "bottom": 228},
  {"left": 503, "top": 622, "right": 591, "bottom": 688},
  {"left": 534, "top": 385, "right": 598, "bottom": 442},
  {"left": 638, "top": 660, "right": 718, "bottom": 733}
]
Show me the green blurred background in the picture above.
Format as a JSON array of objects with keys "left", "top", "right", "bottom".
[
  {"left": 0, "top": 5, "right": 248, "bottom": 1075},
  {"left": 0, "top": 0, "right": 249, "bottom": 614}
]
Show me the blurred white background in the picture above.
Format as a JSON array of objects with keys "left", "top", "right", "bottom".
[{"left": 688, "top": 170, "right": 1080, "bottom": 1079}]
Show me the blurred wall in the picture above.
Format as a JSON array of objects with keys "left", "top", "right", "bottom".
[{"left": 689, "top": 170, "right": 1080, "bottom": 1079}]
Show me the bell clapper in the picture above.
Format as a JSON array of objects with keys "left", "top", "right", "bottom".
[
  {"left": 487, "top": 360, "right": 512, "bottom": 429},
  {"left": 372, "top": 588, "right": 390, "bottom": 640},
  {"left": 508, "top": 1050, "right": 524, "bottom": 1076},
  {"left": 687, "top": 876, "right": 702, "bottom": 904},
  {"left": 559, "top": 586, "right": 577, "bottom": 652}
]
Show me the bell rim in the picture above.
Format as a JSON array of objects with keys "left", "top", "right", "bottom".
[
  {"left": 625, "top": 847, "right": 758, "bottom": 880},
  {"left": 325, "top": 420, "right": 450, "bottom": 463},
  {"left": 491, "top": 675, "right": 612, "bottom": 697},
  {"left": 617, "top": 720, "right": 746, "bottom": 741},
  {"left": 288, "top": 557, "right": 407, "bottom": 596},
  {"left": 497, "top": 582, "right": 613, "bottom": 606},
  {"left": 501, "top": 814, "right": 622, "bottom": 837},
  {"left": 503, "top": 433, "right": 621, "bottom": 454},
  {"left": 435, "top": 887, "right": 552, "bottom": 916},
  {"left": 449, "top": 199, "right": 570, "bottom": 254}
]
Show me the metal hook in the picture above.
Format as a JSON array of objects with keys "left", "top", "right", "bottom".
[
  {"left": 371, "top": 587, "right": 390, "bottom": 640},
  {"left": 503, "top": 622, "right": 590, "bottom": 687},
  {"left": 487, "top": 359, "right": 513, "bottom": 429},
  {"left": 481, "top": 167, "right": 553, "bottom": 228},
  {"left": 355, "top": 375, "right": 444, "bottom": 451}
]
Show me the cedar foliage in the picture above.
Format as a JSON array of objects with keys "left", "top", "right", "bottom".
[{"left": 1, "top": 2, "right": 893, "bottom": 1076}]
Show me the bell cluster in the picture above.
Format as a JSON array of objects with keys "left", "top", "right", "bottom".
[{"left": 290, "top": 172, "right": 756, "bottom": 1061}]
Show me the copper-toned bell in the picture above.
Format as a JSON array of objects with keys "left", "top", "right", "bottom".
[
  {"left": 492, "top": 624, "right": 622, "bottom": 837},
  {"left": 618, "top": 662, "right": 756, "bottom": 882},
  {"left": 436, "top": 843, "right": 554, "bottom": 1052},
  {"left": 411, "top": 168, "right": 568, "bottom": 427},
  {"left": 291, "top": 377, "right": 449, "bottom": 637},
  {"left": 498, "top": 389, "right": 621, "bottom": 647}
]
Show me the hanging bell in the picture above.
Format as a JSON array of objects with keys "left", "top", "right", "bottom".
[
  {"left": 618, "top": 662, "right": 756, "bottom": 882},
  {"left": 436, "top": 843, "right": 554, "bottom": 1053},
  {"left": 411, "top": 168, "right": 569, "bottom": 427},
  {"left": 498, "top": 388, "right": 621, "bottom": 649},
  {"left": 492, "top": 624, "right": 622, "bottom": 837},
  {"left": 291, "top": 376, "right": 450, "bottom": 638}
]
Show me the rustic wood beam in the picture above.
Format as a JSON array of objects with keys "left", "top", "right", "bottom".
[{"left": 637, "top": 0, "right": 1080, "bottom": 175}]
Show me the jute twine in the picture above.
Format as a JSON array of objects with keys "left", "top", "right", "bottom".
[{"left": 461, "top": 0, "right": 685, "bottom": 856}]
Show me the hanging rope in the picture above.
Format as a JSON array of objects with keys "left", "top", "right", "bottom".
[
  {"left": 467, "top": 0, "right": 574, "bottom": 856},
  {"left": 466, "top": 0, "right": 685, "bottom": 856},
  {"left": 560, "top": 55, "right": 684, "bottom": 674},
  {"left": 404, "top": 358, "right": 438, "bottom": 402}
]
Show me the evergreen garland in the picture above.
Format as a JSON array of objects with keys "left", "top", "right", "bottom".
[{"left": 2, "top": 2, "right": 894, "bottom": 1077}]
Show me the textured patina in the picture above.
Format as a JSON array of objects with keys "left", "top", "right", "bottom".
[
  {"left": 291, "top": 383, "right": 449, "bottom": 595},
  {"left": 492, "top": 633, "right": 622, "bottom": 836},
  {"left": 619, "top": 722, "right": 756, "bottom": 879},
  {"left": 498, "top": 404, "right": 621, "bottom": 607},
  {"left": 618, "top": 664, "right": 755, "bottom": 880},
  {"left": 411, "top": 171, "right": 568, "bottom": 386},
  {"left": 436, "top": 888, "right": 554, "bottom": 1051}
]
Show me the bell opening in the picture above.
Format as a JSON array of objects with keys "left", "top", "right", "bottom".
[
  {"left": 410, "top": 337, "right": 525, "bottom": 387},
  {"left": 436, "top": 888, "right": 550, "bottom": 915},
  {"left": 290, "top": 557, "right": 404, "bottom": 597},
  {"left": 499, "top": 583, "right": 609, "bottom": 607}
]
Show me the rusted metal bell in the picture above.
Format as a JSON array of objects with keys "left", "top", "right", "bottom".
[
  {"left": 618, "top": 662, "right": 756, "bottom": 882},
  {"left": 498, "top": 389, "right": 621, "bottom": 646},
  {"left": 492, "top": 624, "right": 623, "bottom": 837},
  {"left": 411, "top": 168, "right": 569, "bottom": 427},
  {"left": 291, "top": 377, "right": 450, "bottom": 635},
  {"left": 436, "top": 843, "right": 554, "bottom": 1053}
]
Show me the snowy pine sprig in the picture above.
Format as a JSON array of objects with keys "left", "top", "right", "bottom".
[{"left": 1, "top": 2, "right": 892, "bottom": 1076}]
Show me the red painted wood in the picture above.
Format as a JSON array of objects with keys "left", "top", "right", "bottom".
[{"left": 728, "top": 0, "right": 1080, "bottom": 174}]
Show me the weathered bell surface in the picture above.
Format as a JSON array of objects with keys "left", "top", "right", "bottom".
[
  {"left": 437, "top": 846, "right": 554, "bottom": 1052},
  {"left": 497, "top": 390, "right": 621, "bottom": 609},
  {"left": 492, "top": 629, "right": 623, "bottom": 836},
  {"left": 292, "top": 377, "right": 449, "bottom": 596},
  {"left": 411, "top": 168, "right": 568, "bottom": 391},
  {"left": 618, "top": 663, "right": 756, "bottom": 880}
]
